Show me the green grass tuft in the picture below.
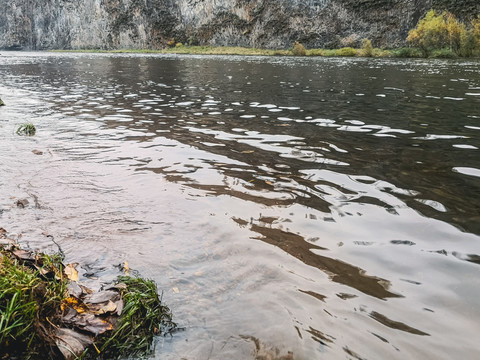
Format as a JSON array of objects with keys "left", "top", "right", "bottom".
[
  {"left": 0, "top": 252, "right": 67, "bottom": 358},
  {"left": 95, "top": 275, "right": 177, "bottom": 358},
  {"left": 16, "top": 123, "right": 36, "bottom": 136}
]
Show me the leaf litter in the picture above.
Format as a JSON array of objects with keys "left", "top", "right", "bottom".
[{"left": 0, "top": 228, "right": 177, "bottom": 360}]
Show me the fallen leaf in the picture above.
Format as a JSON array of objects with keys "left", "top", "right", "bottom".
[
  {"left": 124, "top": 261, "right": 129, "bottom": 275},
  {"left": 55, "top": 328, "right": 93, "bottom": 360},
  {"left": 172, "top": 287, "right": 179, "bottom": 293},
  {"left": 67, "top": 282, "right": 84, "bottom": 298},
  {"left": 32, "top": 149, "right": 43, "bottom": 155},
  {"left": 64, "top": 264, "right": 79, "bottom": 282},
  {"left": 84, "top": 290, "right": 120, "bottom": 305},
  {"left": 79, "top": 314, "right": 114, "bottom": 336},
  {"left": 265, "top": 180, "right": 273, "bottom": 185},
  {"left": 61, "top": 297, "right": 88, "bottom": 314},
  {"left": 92, "top": 300, "right": 117, "bottom": 315},
  {"left": 115, "top": 299, "right": 124, "bottom": 316},
  {"left": 13, "top": 249, "right": 35, "bottom": 261}
]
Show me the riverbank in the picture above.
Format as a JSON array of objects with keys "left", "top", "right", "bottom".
[
  {"left": 0, "top": 227, "right": 176, "bottom": 360},
  {"left": 51, "top": 45, "right": 479, "bottom": 59}
]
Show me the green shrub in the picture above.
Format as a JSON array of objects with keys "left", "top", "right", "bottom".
[
  {"left": 430, "top": 48, "right": 457, "bottom": 58},
  {"left": 393, "top": 47, "right": 423, "bottom": 58},
  {"left": 460, "top": 30, "right": 476, "bottom": 57},
  {"left": 306, "top": 48, "right": 324, "bottom": 56},
  {"left": 292, "top": 41, "right": 307, "bottom": 56},
  {"left": 407, "top": 10, "right": 479, "bottom": 57},
  {"left": 361, "top": 39, "right": 374, "bottom": 57},
  {"left": 336, "top": 47, "right": 357, "bottom": 56},
  {"left": 372, "top": 48, "right": 393, "bottom": 57}
]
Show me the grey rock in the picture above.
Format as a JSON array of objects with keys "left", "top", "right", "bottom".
[{"left": 0, "top": 1, "right": 478, "bottom": 50}]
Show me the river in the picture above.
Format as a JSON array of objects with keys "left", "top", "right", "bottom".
[{"left": 0, "top": 52, "right": 479, "bottom": 359}]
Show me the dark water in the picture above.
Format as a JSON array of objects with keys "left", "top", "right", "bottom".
[{"left": 1, "top": 52, "right": 479, "bottom": 359}]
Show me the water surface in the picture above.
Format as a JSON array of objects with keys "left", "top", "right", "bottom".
[{"left": 0, "top": 52, "right": 479, "bottom": 359}]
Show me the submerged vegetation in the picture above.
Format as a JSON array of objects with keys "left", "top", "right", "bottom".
[
  {"left": 16, "top": 123, "right": 36, "bottom": 136},
  {"left": 0, "top": 229, "right": 176, "bottom": 360}
]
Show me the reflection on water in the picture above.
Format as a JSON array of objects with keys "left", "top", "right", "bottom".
[{"left": 0, "top": 52, "right": 480, "bottom": 359}]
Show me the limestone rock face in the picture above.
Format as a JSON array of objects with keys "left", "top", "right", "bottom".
[{"left": 0, "top": 0, "right": 478, "bottom": 50}]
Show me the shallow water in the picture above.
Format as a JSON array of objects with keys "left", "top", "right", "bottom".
[{"left": 0, "top": 52, "right": 479, "bottom": 359}]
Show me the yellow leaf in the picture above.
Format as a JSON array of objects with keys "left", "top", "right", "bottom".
[
  {"left": 64, "top": 263, "right": 79, "bottom": 282},
  {"left": 124, "top": 261, "right": 130, "bottom": 275},
  {"left": 61, "top": 297, "right": 88, "bottom": 313}
]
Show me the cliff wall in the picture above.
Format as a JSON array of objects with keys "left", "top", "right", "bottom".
[{"left": 0, "top": 0, "right": 478, "bottom": 50}]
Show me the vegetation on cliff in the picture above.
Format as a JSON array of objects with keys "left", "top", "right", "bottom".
[
  {"left": 407, "top": 10, "right": 480, "bottom": 57},
  {"left": 52, "top": 9, "right": 479, "bottom": 59}
]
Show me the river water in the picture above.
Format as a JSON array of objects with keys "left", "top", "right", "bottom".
[{"left": 0, "top": 52, "right": 479, "bottom": 359}]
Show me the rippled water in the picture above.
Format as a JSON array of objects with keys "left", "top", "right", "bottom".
[{"left": 1, "top": 52, "right": 479, "bottom": 359}]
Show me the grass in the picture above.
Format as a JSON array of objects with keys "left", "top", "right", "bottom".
[
  {"left": 52, "top": 45, "right": 479, "bottom": 58},
  {"left": 16, "top": 123, "right": 36, "bottom": 136},
  {"left": 0, "top": 251, "right": 68, "bottom": 358},
  {"left": 0, "top": 241, "right": 176, "bottom": 359},
  {"left": 94, "top": 275, "right": 177, "bottom": 359}
]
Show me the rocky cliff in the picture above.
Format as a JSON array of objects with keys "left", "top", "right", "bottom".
[{"left": 0, "top": 0, "right": 478, "bottom": 50}]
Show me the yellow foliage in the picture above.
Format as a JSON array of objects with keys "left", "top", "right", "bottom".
[
  {"left": 473, "top": 16, "right": 480, "bottom": 41},
  {"left": 361, "top": 38, "right": 373, "bottom": 57},
  {"left": 292, "top": 41, "right": 306, "bottom": 56},
  {"left": 407, "top": 10, "right": 480, "bottom": 57},
  {"left": 61, "top": 296, "right": 88, "bottom": 313}
]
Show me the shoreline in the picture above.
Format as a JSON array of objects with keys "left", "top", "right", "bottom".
[{"left": 48, "top": 45, "right": 480, "bottom": 59}]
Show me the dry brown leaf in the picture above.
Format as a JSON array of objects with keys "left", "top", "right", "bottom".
[
  {"left": 55, "top": 328, "right": 92, "bottom": 360},
  {"left": 13, "top": 249, "right": 35, "bottom": 261},
  {"left": 64, "top": 263, "right": 79, "bottom": 282},
  {"left": 92, "top": 300, "right": 117, "bottom": 315},
  {"left": 84, "top": 290, "right": 120, "bottom": 305}
]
